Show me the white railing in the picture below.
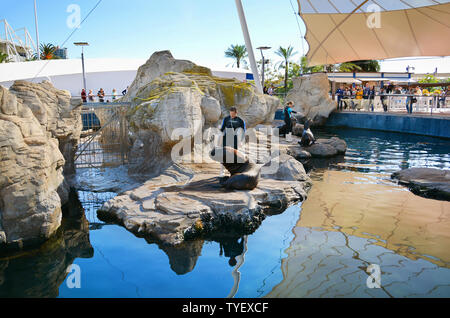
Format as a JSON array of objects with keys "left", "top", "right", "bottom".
[{"left": 336, "top": 94, "right": 449, "bottom": 115}]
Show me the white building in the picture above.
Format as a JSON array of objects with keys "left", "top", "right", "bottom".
[{"left": 0, "top": 58, "right": 253, "bottom": 98}]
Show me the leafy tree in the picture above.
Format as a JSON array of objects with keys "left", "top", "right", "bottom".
[
  {"left": 275, "top": 46, "right": 297, "bottom": 92},
  {"left": 225, "top": 44, "right": 247, "bottom": 68},
  {"left": 0, "top": 52, "right": 11, "bottom": 63}
]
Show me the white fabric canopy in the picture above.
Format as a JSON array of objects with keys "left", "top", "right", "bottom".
[{"left": 297, "top": 0, "right": 450, "bottom": 66}]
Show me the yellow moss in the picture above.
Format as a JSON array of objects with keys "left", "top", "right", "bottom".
[{"left": 183, "top": 65, "right": 212, "bottom": 76}]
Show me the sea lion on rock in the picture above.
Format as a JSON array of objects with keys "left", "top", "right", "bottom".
[{"left": 210, "top": 146, "right": 261, "bottom": 190}]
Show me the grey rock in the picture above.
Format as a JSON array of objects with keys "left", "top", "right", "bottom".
[
  {"left": 0, "top": 81, "right": 81, "bottom": 250},
  {"left": 286, "top": 73, "right": 337, "bottom": 126},
  {"left": 392, "top": 168, "right": 450, "bottom": 201}
]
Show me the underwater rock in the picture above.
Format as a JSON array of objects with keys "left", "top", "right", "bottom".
[
  {"left": 286, "top": 73, "right": 336, "bottom": 126},
  {"left": 392, "top": 168, "right": 450, "bottom": 201}
]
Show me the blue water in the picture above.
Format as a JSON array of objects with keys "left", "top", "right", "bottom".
[{"left": 1, "top": 127, "right": 449, "bottom": 298}]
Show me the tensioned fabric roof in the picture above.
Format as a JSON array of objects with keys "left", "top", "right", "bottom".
[{"left": 297, "top": 0, "right": 450, "bottom": 66}]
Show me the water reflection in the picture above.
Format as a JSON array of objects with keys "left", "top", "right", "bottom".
[
  {"left": 0, "top": 194, "right": 94, "bottom": 297},
  {"left": 266, "top": 129, "right": 450, "bottom": 297}
]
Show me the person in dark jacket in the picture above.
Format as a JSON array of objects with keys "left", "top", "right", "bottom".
[{"left": 220, "top": 106, "right": 246, "bottom": 151}]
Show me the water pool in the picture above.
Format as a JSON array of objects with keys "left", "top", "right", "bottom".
[{"left": 1, "top": 128, "right": 449, "bottom": 298}]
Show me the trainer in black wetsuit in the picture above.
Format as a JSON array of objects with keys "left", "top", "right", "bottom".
[{"left": 220, "top": 107, "right": 246, "bottom": 150}]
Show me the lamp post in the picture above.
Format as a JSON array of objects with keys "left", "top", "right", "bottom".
[
  {"left": 257, "top": 46, "right": 271, "bottom": 92},
  {"left": 235, "top": 0, "right": 263, "bottom": 93},
  {"left": 34, "top": 0, "right": 40, "bottom": 60},
  {"left": 74, "top": 42, "right": 89, "bottom": 93}
]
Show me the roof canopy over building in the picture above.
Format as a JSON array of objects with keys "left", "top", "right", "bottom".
[{"left": 297, "top": 0, "right": 450, "bottom": 66}]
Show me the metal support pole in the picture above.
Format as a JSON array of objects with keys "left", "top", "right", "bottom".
[
  {"left": 234, "top": 0, "right": 262, "bottom": 93},
  {"left": 260, "top": 50, "right": 265, "bottom": 91},
  {"left": 34, "top": 0, "right": 40, "bottom": 60},
  {"left": 81, "top": 47, "right": 87, "bottom": 93}
]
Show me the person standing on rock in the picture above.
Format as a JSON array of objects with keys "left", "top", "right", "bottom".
[
  {"left": 219, "top": 107, "right": 246, "bottom": 179},
  {"left": 220, "top": 107, "right": 246, "bottom": 152},
  {"left": 281, "top": 101, "right": 297, "bottom": 138}
]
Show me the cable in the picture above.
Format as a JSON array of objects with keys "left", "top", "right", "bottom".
[
  {"left": 32, "top": 0, "right": 103, "bottom": 81},
  {"left": 289, "top": 0, "right": 306, "bottom": 57}
]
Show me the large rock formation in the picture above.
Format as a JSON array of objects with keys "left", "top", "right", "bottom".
[
  {"left": 97, "top": 51, "right": 312, "bottom": 248},
  {"left": 99, "top": 155, "right": 312, "bottom": 246},
  {"left": 392, "top": 168, "right": 450, "bottom": 201},
  {"left": 125, "top": 51, "right": 280, "bottom": 174},
  {"left": 0, "top": 81, "right": 82, "bottom": 250},
  {"left": 286, "top": 73, "right": 336, "bottom": 126}
]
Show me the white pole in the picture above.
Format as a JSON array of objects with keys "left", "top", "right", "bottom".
[
  {"left": 34, "top": 0, "right": 40, "bottom": 60},
  {"left": 234, "top": 0, "right": 262, "bottom": 93}
]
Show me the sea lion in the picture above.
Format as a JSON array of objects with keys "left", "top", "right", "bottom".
[
  {"left": 299, "top": 120, "right": 316, "bottom": 147},
  {"left": 210, "top": 146, "right": 261, "bottom": 190}
]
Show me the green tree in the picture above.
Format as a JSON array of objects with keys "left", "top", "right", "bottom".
[
  {"left": 338, "top": 62, "right": 362, "bottom": 72},
  {"left": 348, "top": 60, "right": 380, "bottom": 72},
  {"left": 0, "top": 52, "right": 11, "bottom": 63},
  {"left": 418, "top": 74, "right": 439, "bottom": 84},
  {"left": 225, "top": 44, "right": 247, "bottom": 68},
  {"left": 275, "top": 46, "right": 297, "bottom": 92}
]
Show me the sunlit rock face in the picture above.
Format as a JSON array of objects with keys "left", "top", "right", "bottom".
[
  {"left": 287, "top": 73, "right": 336, "bottom": 126},
  {"left": 0, "top": 81, "right": 82, "bottom": 250},
  {"left": 124, "top": 50, "right": 280, "bottom": 175},
  {"left": 9, "top": 80, "right": 83, "bottom": 176}
]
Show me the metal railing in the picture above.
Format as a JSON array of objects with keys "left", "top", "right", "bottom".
[
  {"left": 335, "top": 94, "right": 449, "bottom": 115},
  {"left": 80, "top": 94, "right": 127, "bottom": 104}
]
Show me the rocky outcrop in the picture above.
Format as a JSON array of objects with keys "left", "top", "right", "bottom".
[
  {"left": 284, "top": 137, "right": 347, "bottom": 159},
  {"left": 0, "top": 81, "right": 82, "bottom": 250},
  {"left": 125, "top": 51, "right": 280, "bottom": 174},
  {"left": 392, "top": 168, "right": 450, "bottom": 201},
  {"left": 286, "top": 73, "right": 336, "bottom": 126},
  {"left": 98, "top": 154, "right": 312, "bottom": 247},
  {"left": 9, "top": 81, "right": 82, "bottom": 175}
]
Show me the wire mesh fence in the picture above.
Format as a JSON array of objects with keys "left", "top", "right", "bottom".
[{"left": 75, "top": 104, "right": 132, "bottom": 169}]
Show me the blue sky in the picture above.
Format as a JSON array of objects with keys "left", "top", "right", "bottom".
[{"left": 1, "top": 0, "right": 308, "bottom": 68}]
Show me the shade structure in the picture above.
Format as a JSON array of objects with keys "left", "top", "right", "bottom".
[
  {"left": 329, "top": 77, "right": 362, "bottom": 83},
  {"left": 297, "top": 0, "right": 450, "bottom": 66}
]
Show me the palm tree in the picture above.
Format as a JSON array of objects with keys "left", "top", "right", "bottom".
[
  {"left": 225, "top": 44, "right": 247, "bottom": 68},
  {"left": 338, "top": 62, "right": 362, "bottom": 72},
  {"left": 32, "top": 43, "right": 60, "bottom": 60},
  {"left": 275, "top": 46, "right": 297, "bottom": 92},
  {"left": 0, "top": 52, "right": 11, "bottom": 63}
]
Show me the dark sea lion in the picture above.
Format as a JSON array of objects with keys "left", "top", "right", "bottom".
[{"left": 210, "top": 147, "right": 261, "bottom": 190}]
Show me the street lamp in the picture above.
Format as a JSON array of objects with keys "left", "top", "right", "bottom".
[
  {"left": 257, "top": 46, "right": 271, "bottom": 91},
  {"left": 74, "top": 42, "right": 89, "bottom": 94}
]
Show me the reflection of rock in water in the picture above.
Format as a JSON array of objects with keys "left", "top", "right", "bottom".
[
  {"left": 154, "top": 240, "right": 204, "bottom": 275},
  {"left": 0, "top": 193, "right": 93, "bottom": 298}
]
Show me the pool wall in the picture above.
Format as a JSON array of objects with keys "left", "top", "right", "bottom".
[{"left": 325, "top": 112, "right": 450, "bottom": 139}]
